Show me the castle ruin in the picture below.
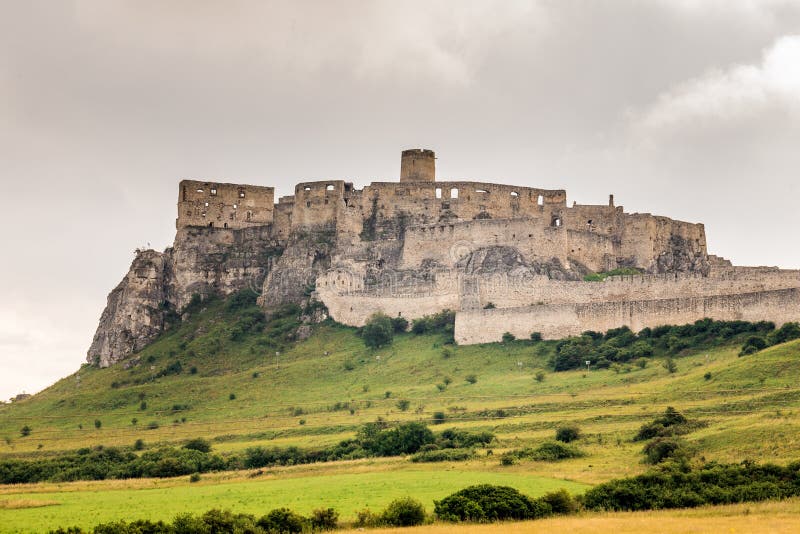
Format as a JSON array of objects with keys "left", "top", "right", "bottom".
[{"left": 88, "top": 149, "right": 800, "bottom": 366}]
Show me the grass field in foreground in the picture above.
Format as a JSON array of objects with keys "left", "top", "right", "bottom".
[
  {"left": 0, "top": 467, "right": 586, "bottom": 533},
  {"left": 338, "top": 498, "right": 800, "bottom": 534}
]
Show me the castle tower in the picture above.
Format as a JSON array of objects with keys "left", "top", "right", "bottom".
[{"left": 400, "top": 149, "right": 436, "bottom": 182}]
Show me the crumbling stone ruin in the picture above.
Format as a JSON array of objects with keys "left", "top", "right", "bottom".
[{"left": 88, "top": 149, "right": 800, "bottom": 366}]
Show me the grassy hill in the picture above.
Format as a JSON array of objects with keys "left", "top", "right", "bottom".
[{"left": 1, "top": 294, "right": 800, "bottom": 531}]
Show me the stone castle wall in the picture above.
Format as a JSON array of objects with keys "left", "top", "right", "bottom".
[
  {"left": 177, "top": 180, "right": 274, "bottom": 229},
  {"left": 455, "top": 288, "right": 800, "bottom": 344}
]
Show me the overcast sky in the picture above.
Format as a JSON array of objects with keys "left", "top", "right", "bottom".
[{"left": 1, "top": 0, "right": 800, "bottom": 400}]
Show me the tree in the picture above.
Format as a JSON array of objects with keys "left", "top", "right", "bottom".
[
  {"left": 663, "top": 358, "right": 678, "bottom": 374},
  {"left": 535, "top": 370, "right": 546, "bottom": 383},
  {"left": 363, "top": 313, "right": 394, "bottom": 348},
  {"left": 184, "top": 438, "right": 212, "bottom": 453},
  {"left": 502, "top": 332, "right": 516, "bottom": 343},
  {"left": 94, "top": 419, "right": 102, "bottom": 429},
  {"left": 465, "top": 374, "right": 478, "bottom": 384},
  {"left": 20, "top": 425, "right": 31, "bottom": 437}
]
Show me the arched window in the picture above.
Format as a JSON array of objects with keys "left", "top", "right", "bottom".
[{"left": 326, "top": 184, "right": 335, "bottom": 191}]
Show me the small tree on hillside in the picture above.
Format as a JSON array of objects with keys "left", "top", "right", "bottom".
[{"left": 363, "top": 313, "right": 394, "bottom": 349}]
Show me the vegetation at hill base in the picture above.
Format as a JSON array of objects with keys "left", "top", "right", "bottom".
[{"left": 3, "top": 289, "right": 800, "bottom": 531}]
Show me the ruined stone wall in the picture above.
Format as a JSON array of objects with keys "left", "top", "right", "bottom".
[
  {"left": 619, "top": 214, "right": 707, "bottom": 272},
  {"left": 272, "top": 196, "right": 295, "bottom": 240},
  {"left": 400, "top": 149, "right": 436, "bottom": 182},
  {"left": 177, "top": 180, "right": 274, "bottom": 229},
  {"left": 455, "top": 288, "right": 800, "bottom": 344},
  {"left": 291, "top": 180, "right": 346, "bottom": 229}
]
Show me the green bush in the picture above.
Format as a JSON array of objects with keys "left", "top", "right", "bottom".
[
  {"left": 183, "top": 438, "right": 212, "bottom": 453},
  {"left": 582, "top": 461, "right": 800, "bottom": 511},
  {"left": 363, "top": 313, "right": 394, "bottom": 348},
  {"left": 309, "top": 508, "right": 339, "bottom": 531},
  {"left": 502, "top": 332, "right": 516, "bottom": 343},
  {"left": 739, "top": 336, "right": 767, "bottom": 356},
  {"left": 391, "top": 316, "right": 409, "bottom": 333},
  {"left": 465, "top": 374, "right": 478, "bottom": 384},
  {"left": 434, "top": 484, "right": 552, "bottom": 522},
  {"left": 410, "top": 448, "right": 474, "bottom": 463},
  {"left": 530, "top": 332, "right": 543, "bottom": 342},
  {"left": 380, "top": 497, "right": 426, "bottom": 527},
  {"left": 633, "top": 407, "right": 696, "bottom": 441},
  {"left": 257, "top": 507, "right": 306, "bottom": 533},
  {"left": 555, "top": 425, "right": 581, "bottom": 443},
  {"left": 642, "top": 437, "right": 691, "bottom": 465},
  {"left": 539, "top": 488, "right": 578, "bottom": 515}
]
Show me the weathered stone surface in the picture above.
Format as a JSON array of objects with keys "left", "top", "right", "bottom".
[{"left": 87, "top": 250, "right": 170, "bottom": 367}]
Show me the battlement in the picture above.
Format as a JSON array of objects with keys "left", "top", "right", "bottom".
[{"left": 177, "top": 180, "right": 274, "bottom": 229}]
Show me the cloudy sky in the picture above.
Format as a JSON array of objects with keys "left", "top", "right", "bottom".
[{"left": 1, "top": 0, "right": 800, "bottom": 400}]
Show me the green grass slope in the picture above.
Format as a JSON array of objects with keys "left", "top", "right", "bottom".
[{"left": 1, "top": 296, "right": 799, "bottom": 473}]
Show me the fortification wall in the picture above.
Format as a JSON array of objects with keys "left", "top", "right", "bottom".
[
  {"left": 291, "top": 180, "right": 345, "bottom": 228},
  {"left": 620, "top": 214, "right": 707, "bottom": 271},
  {"left": 272, "top": 197, "right": 294, "bottom": 240},
  {"left": 455, "top": 288, "right": 800, "bottom": 344},
  {"left": 177, "top": 180, "right": 274, "bottom": 229},
  {"left": 316, "top": 278, "right": 459, "bottom": 326}
]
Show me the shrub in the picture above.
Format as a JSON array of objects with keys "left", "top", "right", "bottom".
[
  {"left": 432, "top": 411, "right": 446, "bottom": 424},
  {"left": 363, "top": 313, "right": 394, "bottom": 348},
  {"left": 663, "top": 358, "right": 678, "bottom": 374},
  {"left": 534, "top": 370, "right": 546, "bottom": 382},
  {"left": 530, "top": 332, "right": 543, "bottom": 342},
  {"left": 540, "top": 488, "right": 578, "bottom": 515},
  {"left": 146, "top": 421, "right": 159, "bottom": 430},
  {"left": 184, "top": 438, "right": 212, "bottom": 453},
  {"left": 767, "top": 322, "right": 800, "bottom": 346},
  {"left": 94, "top": 420, "right": 102, "bottom": 429},
  {"left": 434, "top": 484, "right": 551, "bottom": 522},
  {"left": 391, "top": 316, "right": 409, "bottom": 333},
  {"left": 465, "top": 374, "right": 478, "bottom": 384},
  {"left": 704, "top": 372, "right": 712, "bottom": 381},
  {"left": 257, "top": 508, "right": 306, "bottom": 533},
  {"left": 20, "top": 426, "right": 31, "bottom": 437},
  {"left": 189, "top": 473, "right": 201, "bottom": 483},
  {"left": 642, "top": 437, "right": 690, "bottom": 464},
  {"left": 396, "top": 399, "right": 411, "bottom": 411},
  {"left": 555, "top": 425, "right": 581, "bottom": 443},
  {"left": 354, "top": 509, "right": 381, "bottom": 528},
  {"left": 436, "top": 383, "right": 447, "bottom": 392},
  {"left": 411, "top": 448, "right": 474, "bottom": 463},
  {"left": 343, "top": 360, "right": 355, "bottom": 371},
  {"left": 380, "top": 497, "right": 426, "bottom": 527},
  {"left": 740, "top": 336, "right": 768, "bottom": 356},
  {"left": 634, "top": 407, "right": 691, "bottom": 441},
  {"left": 309, "top": 508, "right": 339, "bottom": 531},
  {"left": 502, "top": 332, "right": 516, "bottom": 343},
  {"left": 229, "top": 393, "right": 236, "bottom": 400},
  {"left": 133, "top": 439, "right": 144, "bottom": 451}
]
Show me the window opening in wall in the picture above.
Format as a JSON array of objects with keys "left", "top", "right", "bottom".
[
  {"left": 441, "top": 202, "right": 450, "bottom": 210},
  {"left": 451, "top": 188, "right": 459, "bottom": 199},
  {"left": 304, "top": 186, "right": 311, "bottom": 191},
  {"left": 435, "top": 187, "right": 442, "bottom": 199},
  {"left": 208, "top": 222, "right": 213, "bottom": 227},
  {"left": 233, "top": 204, "right": 237, "bottom": 209},
  {"left": 182, "top": 186, "right": 187, "bottom": 201},
  {"left": 246, "top": 211, "right": 252, "bottom": 220},
  {"left": 223, "top": 223, "right": 228, "bottom": 228},
  {"left": 588, "top": 219, "right": 593, "bottom": 225},
  {"left": 510, "top": 191, "right": 519, "bottom": 197},
  {"left": 210, "top": 188, "right": 217, "bottom": 196},
  {"left": 324, "top": 199, "right": 329, "bottom": 204},
  {"left": 201, "top": 212, "right": 206, "bottom": 217},
  {"left": 537, "top": 195, "right": 544, "bottom": 206},
  {"left": 204, "top": 202, "right": 209, "bottom": 207},
  {"left": 551, "top": 216, "right": 562, "bottom": 227},
  {"left": 306, "top": 201, "right": 311, "bottom": 207},
  {"left": 196, "top": 188, "right": 204, "bottom": 193},
  {"left": 238, "top": 188, "right": 246, "bottom": 198},
  {"left": 476, "top": 189, "right": 488, "bottom": 194},
  {"left": 326, "top": 184, "right": 335, "bottom": 191}
]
